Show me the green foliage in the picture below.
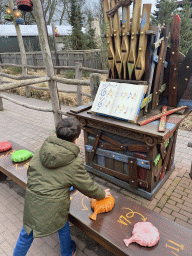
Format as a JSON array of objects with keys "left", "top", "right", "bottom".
[
  {"left": 179, "top": 0, "right": 192, "bottom": 55},
  {"left": 151, "top": 0, "right": 178, "bottom": 27},
  {"left": 151, "top": 0, "right": 192, "bottom": 55},
  {"left": 64, "top": 70, "right": 75, "bottom": 79},
  {"left": 85, "top": 10, "right": 97, "bottom": 49},
  {"left": 6, "top": 67, "right": 22, "bottom": 75},
  {"left": 68, "top": 0, "right": 85, "bottom": 50},
  {"left": 82, "top": 70, "right": 91, "bottom": 78},
  {"left": 31, "top": 89, "right": 45, "bottom": 98}
]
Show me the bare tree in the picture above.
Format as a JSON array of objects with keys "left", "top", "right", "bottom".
[
  {"left": 43, "top": 0, "right": 70, "bottom": 25},
  {"left": 0, "top": 0, "right": 9, "bottom": 24}
]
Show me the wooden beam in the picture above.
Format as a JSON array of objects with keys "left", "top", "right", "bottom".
[
  {"left": 80, "top": 67, "right": 108, "bottom": 74},
  {"left": 0, "top": 77, "right": 50, "bottom": 91},
  {"left": 0, "top": 63, "right": 108, "bottom": 74},
  {"left": 76, "top": 62, "right": 82, "bottom": 106},
  {"left": 1, "top": 94, "right": 53, "bottom": 112},
  {"left": 52, "top": 76, "right": 90, "bottom": 86},
  {"left": 33, "top": 0, "right": 62, "bottom": 126},
  {"left": 0, "top": 73, "right": 42, "bottom": 80}
]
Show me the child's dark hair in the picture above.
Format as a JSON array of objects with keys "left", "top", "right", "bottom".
[{"left": 56, "top": 117, "right": 82, "bottom": 142}]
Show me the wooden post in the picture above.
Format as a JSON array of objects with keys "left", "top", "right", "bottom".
[
  {"left": 52, "top": 24, "right": 60, "bottom": 74},
  {"left": 33, "top": 0, "right": 61, "bottom": 127},
  {"left": 0, "top": 65, "right": 3, "bottom": 111},
  {"left": 8, "top": 0, "right": 31, "bottom": 98},
  {"left": 90, "top": 73, "right": 101, "bottom": 101},
  {"left": 83, "top": 52, "right": 86, "bottom": 67},
  {"left": 75, "top": 62, "right": 82, "bottom": 106}
]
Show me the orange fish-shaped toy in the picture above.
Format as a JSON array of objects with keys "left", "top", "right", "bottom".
[{"left": 89, "top": 195, "right": 115, "bottom": 221}]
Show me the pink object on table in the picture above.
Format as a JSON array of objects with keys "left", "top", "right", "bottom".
[
  {"left": 124, "top": 222, "right": 160, "bottom": 247},
  {"left": 0, "top": 141, "right": 12, "bottom": 152}
]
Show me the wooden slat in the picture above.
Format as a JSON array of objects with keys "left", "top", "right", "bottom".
[
  {"left": 102, "top": 0, "right": 116, "bottom": 78},
  {"left": 177, "top": 47, "right": 192, "bottom": 103},
  {"left": 128, "top": 158, "right": 138, "bottom": 189},
  {"left": 85, "top": 127, "right": 126, "bottom": 149},
  {"left": 144, "top": 34, "right": 155, "bottom": 83},
  {"left": 144, "top": 27, "right": 161, "bottom": 113},
  {"left": 92, "top": 163, "right": 129, "bottom": 182},
  {"left": 169, "top": 15, "right": 180, "bottom": 107},
  {"left": 114, "top": 159, "right": 124, "bottom": 174},
  {"left": 90, "top": 132, "right": 101, "bottom": 161},
  {"left": 106, "top": 78, "right": 147, "bottom": 84},
  {"left": 121, "top": 4, "right": 130, "bottom": 79},
  {"left": 135, "top": 4, "right": 152, "bottom": 80},
  {"left": 127, "top": 0, "right": 142, "bottom": 79},
  {"left": 152, "top": 27, "right": 169, "bottom": 109},
  {"left": 160, "top": 143, "right": 167, "bottom": 160},
  {"left": 158, "top": 106, "right": 167, "bottom": 132},
  {"left": 105, "top": 157, "right": 114, "bottom": 170},
  {"left": 111, "top": 0, "right": 122, "bottom": 78},
  {"left": 160, "top": 137, "right": 174, "bottom": 179},
  {"left": 100, "top": 143, "right": 148, "bottom": 153},
  {"left": 85, "top": 145, "right": 150, "bottom": 169},
  {"left": 166, "top": 129, "right": 178, "bottom": 174}
]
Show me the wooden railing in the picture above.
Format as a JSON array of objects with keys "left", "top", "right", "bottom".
[
  {"left": 0, "top": 49, "right": 107, "bottom": 70},
  {"left": 0, "top": 62, "right": 107, "bottom": 114}
]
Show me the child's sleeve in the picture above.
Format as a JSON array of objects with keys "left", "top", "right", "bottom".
[{"left": 71, "top": 158, "right": 105, "bottom": 200}]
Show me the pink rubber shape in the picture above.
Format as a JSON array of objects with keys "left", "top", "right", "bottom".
[
  {"left": 124, "top": 222, "right": 160, "bottom": 247},
  {"left": 0, "top": 141, "right": 12, "bottom": 152}
]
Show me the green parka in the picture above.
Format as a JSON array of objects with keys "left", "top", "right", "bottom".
[{"left": 23, "top": 135, "right": 105, "bottom": 238}]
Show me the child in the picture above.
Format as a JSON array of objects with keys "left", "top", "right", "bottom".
[{"left": 13, "top": 117, "right": 110, "bottom": 256}]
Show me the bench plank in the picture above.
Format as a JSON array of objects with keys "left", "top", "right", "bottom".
[
  {"left": 0, "top": 141, "right": 32, "bottom": 189},
  {"left": 70, "top": 189, "right": 192, "bottom": 256},
  {"left": 1, "top": 141, "right": 192, "bottom": 256}
]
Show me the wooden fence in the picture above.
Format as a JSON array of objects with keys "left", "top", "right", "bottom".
[
  {"left": 0, "top": 62, "right": 107, "bottom": 114},
  {"left": 0, "top": 49, "right": 107, "bottom": 70}
]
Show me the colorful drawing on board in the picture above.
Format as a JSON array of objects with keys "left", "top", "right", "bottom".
[{"left": 91, "top": 82, "right": 147, "bottom": 122}]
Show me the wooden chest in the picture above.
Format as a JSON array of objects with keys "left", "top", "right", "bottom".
[{"left": 69, "top": 106, "right": 190, "bottom": 200}]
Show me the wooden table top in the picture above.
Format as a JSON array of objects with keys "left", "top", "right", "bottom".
[{"left": 69, "top": 107, "right": 190, "bottom": 140}]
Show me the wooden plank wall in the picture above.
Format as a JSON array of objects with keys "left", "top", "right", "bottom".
[{"left": 0, "top": 50, "right": 105, "bottom": 70}]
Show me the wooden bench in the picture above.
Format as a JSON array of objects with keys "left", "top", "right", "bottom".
[{"left": 1, "top": 141, "right": 192, "bottom": 256}]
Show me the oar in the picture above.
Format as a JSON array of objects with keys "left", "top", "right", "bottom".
[
  {"left": 111, "top": 0, "right": 122, "bottom": 79},
  {"left": 103, "top": 0, "right": 115, "bottom": 78},
  {"left": 135, "top": 4, "right": 151, "bottom": 81},
  {"left": 144, "top": 26, "right": 161, "bottom": 113},
  {"left": 127, "top": 0, "right": 142, "bottom": 79},
  {"left": 121, "top": 4, "right": 130, "bottom": 80},
  {"left": 152, "top": 26, "right": 169, "bottom": 109}
]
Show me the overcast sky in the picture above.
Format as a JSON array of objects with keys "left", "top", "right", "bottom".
[{"left": 88, "top": 0, "right": 157, "bottom": 13}]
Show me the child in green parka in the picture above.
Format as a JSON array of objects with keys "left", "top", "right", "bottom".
[{"left": 13, "top": 117, "right": 111, "bottom": 256}]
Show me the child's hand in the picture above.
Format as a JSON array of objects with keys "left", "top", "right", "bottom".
[{"left": 104, "top": 189, "right": 111, "bottom": 198}]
